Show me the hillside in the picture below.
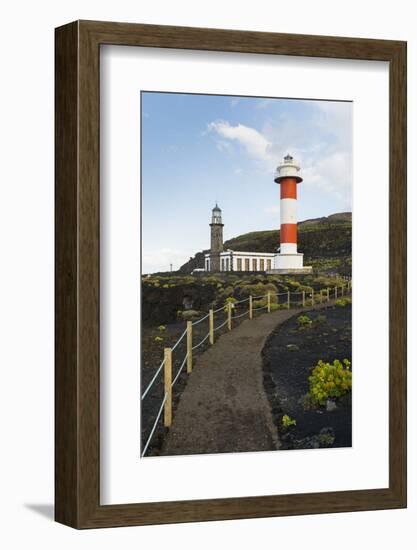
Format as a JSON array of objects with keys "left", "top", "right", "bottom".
[{"left": 178, "top": 212, "right": 351, "bottom": 274}]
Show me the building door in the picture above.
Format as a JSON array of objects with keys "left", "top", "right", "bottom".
[
  {"left": 245, "top": 258, "right": 250, "bottom": 271},
  {"left": 252, "top": 258, "right": 257, "bottom": 271},
  {"left": 260, "top": 259, "right": 265, "bottom": 271}
]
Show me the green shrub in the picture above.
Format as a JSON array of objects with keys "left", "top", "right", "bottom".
[
  {"left": 282, "top": 414, "right": 296, "bottom": 430},
  {"left": 224, "top": 296, "right": 237, "bottom": 313},
  {"left": 157, "top": 325, "right": 166, "bottom": 332},
  {"left": 154, "top": 336, "right": 163, "bottom": 343},
  {"left": 181, "top": 310, "right": 201, "bottom": 321},
  {"left": 297, "top": 314, "right": 312, "bottom": 328},
  {"left": 241, "top": 282, "right": 277, "bottom": 302},
  {"left": 287, "top": 344, "right": 299, "bottom": 352},
  {"left": 318, "top": 432, "right": 335, "bottom": 447},
  {"left": 308, "top": 359, "right": 352, "bottom": 406},
  {"left": 335, "top": 297, "right": 352, "bottom": 307}
]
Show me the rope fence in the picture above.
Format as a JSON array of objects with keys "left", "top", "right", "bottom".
[
  {"left": 214, "top": 318, "right": 229, "bottom": 332},
  {"left": 192, "top": 332, "right": 210, "bottom": 350},
  {"left": 141, "top": 279, "right": 352, "bottom": 456},
  {"left": 141, "top": 392, "right": 167, "bottom": 458},
  {"left": 141, "top": 357, "right": 165, "bottom": 401}
]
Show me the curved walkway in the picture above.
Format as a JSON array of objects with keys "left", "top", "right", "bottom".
[{"left": 163, "top": 300, "right": 337, "bottom": 456}]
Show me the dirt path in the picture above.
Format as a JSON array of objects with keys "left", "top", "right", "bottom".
[{"left": 162, "top": 300, "right": 339, "bottom": 456}]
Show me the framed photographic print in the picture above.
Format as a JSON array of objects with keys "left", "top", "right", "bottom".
[{"left": 55, "top": 20, "right": 406, "bottom": 528}]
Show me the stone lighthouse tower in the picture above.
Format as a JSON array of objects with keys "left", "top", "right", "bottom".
[
  {"left": 209, "top": 203, "right": 224, "bottom": 272},
  {"left": 271, "top": 154, "right": 312, "bottom": 273}
]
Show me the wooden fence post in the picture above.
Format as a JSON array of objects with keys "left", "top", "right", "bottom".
[
  {"left": 209, "top": 309, "right": 214, "bottom": 345},
  {"left": 327, "top": 288, "right": 330, "bottom": 302},
  {"left": 311, "top": 289, "right": 314, "bottom": 306},
  {"left": 302, "top": 291, "right": 305, "bottom": 307},
  {"left": 187, "top": 321, "right": 192, "bottom": 374},
  {"left": 341, "top": 284, "right": 344, "bottom": 297},
  {"left": 335, "top": 286, "right": 338, "bottom": 299},
  {"left": 249, "top": 295, "right": 253, "bottom": 320},
  {"left": 267, "top": 291, "right": 271, "bottom": 313},
  {"left": 164, "top": 348, "right": 172, "bottom": 427},
  {"left": 287, "top": 291, "right": 290, "bottom": 309},
  {"left": 227, "top": 302, "right": 232, "bottom": 331}
]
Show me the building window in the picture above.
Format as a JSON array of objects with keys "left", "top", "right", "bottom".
[
  {"left": 237, "top": 258, "right": 242, "bottom": 271},
  {"left": 221, "top": 258, "right": 225, "bottom": 271},
  {"left": 245, "top": 258, "right": 250, "bottom": 271},
  {"left": 206, "top": 259, "right": 209, "bottom": 271},
  {"left": 267, "top": 259, "right": 272, "bottom": 270},
  {"left": 252, "top": 258, "right": 257, "bottom": 271},
  {"left": 226, "top": 258, "right": 230, "bottom": 271},
  {"left": 260, "top": 259, "right": 265, "bottom": 271}
]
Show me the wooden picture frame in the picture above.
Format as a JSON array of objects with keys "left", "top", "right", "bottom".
[{"left": 55, "top": 20, "right": 407, "bottom": 528}]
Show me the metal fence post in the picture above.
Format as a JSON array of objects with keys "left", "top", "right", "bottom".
[
  {"left": 302, "top": 291, "right": 305, "bottom": 307},
  {"left": 267, "top": 291, "right": 271, "bottom": 313},
  {"left": 209, "top": 309, "right": 214, "bottom": 344},
  {"left": 287, "top": 291, "right": 290, "bottom": 309},
  {"left": 249, "top": 295, "right": 253, "bottom": 320}
]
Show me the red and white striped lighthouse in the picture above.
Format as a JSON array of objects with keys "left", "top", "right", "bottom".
[{"left": 272, "top": 154, "right": 311, "bottom": 272}]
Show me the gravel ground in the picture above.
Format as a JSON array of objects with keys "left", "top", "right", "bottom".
[
  {"left": 141, "top": 299, "right": 348, "bottom": 456},
  {"left": 262, "top": 304, "right": 352, "bottom": 449},
  {"left": 141, "top": 303, "right": 250, "bottom": 455}
]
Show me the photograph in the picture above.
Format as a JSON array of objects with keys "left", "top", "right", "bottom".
[
  {"left": 140, "top": 91, "right": 353, "bottom": 457},
  {"left": 0, "top": 0, "right": 410, "bottom": 540}
]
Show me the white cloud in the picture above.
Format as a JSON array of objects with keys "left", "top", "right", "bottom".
[
  {"left": 302, "top": 151, "right": 352, "bottom": 206},
  {"left": 207, "top": 119, "right": 308, "bottom": 174},
  {"left": 207, "top": 120, "right": 272, "bottom": 162},
  {"left": 206, "top": 100, "right": 352, "bottom": 207}
]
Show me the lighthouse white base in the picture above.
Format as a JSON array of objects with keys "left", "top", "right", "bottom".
[{"left": 267, "top": 253, "right": 312, "bottom": 274}]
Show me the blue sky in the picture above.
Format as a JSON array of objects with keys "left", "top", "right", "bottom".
[{"left": 141, "top": 92, "right": 352, "bottom": 274}]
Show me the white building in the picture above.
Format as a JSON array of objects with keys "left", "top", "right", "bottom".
[{"left": 204, "top": 250, "right": 275, "bottom": 272}]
